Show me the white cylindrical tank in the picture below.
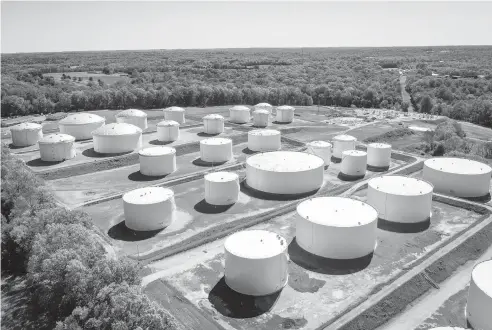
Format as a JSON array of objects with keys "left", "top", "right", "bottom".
[
  {"left": 467, "top": 259, "right": 492, "bottom": 330},
  {"left": 275, "top": 105, "right": 295, "bottom": 123},
  {"left": 254, "top": 103, "right": 273, "bottom": 114},
  {"left": 58, "top": 113, "right": 105, "bottom": 140},
  {"left": 332, "top": 135, "right": 357, "bottom": 159},
  {"left": 229, "top": 105, "right": 251, "bottom": 124},
  {"left": 246, "top": 151, "right": 324, "bottom": 194},
  {"left": 139, "top": 146, "right": 176, "bottom": 176},
  {"left": 340, "top": 150, "right": 367, "bottom": 177},
  {"left": 306, "top": 141, "right": 332, "bottom": 165},
  {"left": 123, "top": 187, "right": 176, "bottom": 231},
  {"left": 115, "top": 109, "right": 148, "bottom": 130},
  {"left": 224, "top": 230, "right": 288, "bottom": 296},
  {"left": 203, "top": 114, "right": 225, "bottom": 134},
  {"left": 92, "top": 123, "right": 142, "bottom": 154},
  {"left": 157, "top": 120, "right": 180, "bottom": 142},
  {"left": 38, "top": 134, "right": 76, "bottom": 162},
  {"left": 163, "top": 106, "right": 186, "bottom": 124},
  {"left": 10, "top": 122, "right": 43, "bottom": 147},
  {"left": 367, "top": 143, "right": 392, "bottom": 168},
  {"left": 423, "top": 158, "right": 492, "bottom": 198},
  {"left": 200, "top": 138, "right": 233, "bottom": 163},
  {"left": 296, "top": 197, "right": 378, "bottom": 259},
  {"left": 204, "top": 172, "right": 240, "bottom": 205},
  {"left": 427, "top": 328, "right": 467, "bottom": 330},
  {"left": 252, "top": 109, "right": 270, "bottom": 127},
  {"left": 367, "top": 176, "right": 433, "bottom": 224},
  {"left": 248, "top": 129, "right": 281, "bottom": 152}
]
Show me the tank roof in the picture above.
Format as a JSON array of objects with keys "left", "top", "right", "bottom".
[
  {"left": 92, "top": 123, "right": 142, "bottom": 136},
  {"left": 369, "top": 176, "right": 433, "bottom": 196},
  {"left": 203, "top": 114, "right": 225, "bottom": 120},
  {"left": 59, "top": 113, "right": 105, "bottom": 125},
  {"left": 205, "top": 171, "right": 239, "bottom": 183},
  {"left": 164, "top": 106, "right": 185, "bottom": 112},
  {"left": 307, "top": 140, "right": 332, "bottom": 148},
  {"left": 10, "top": 122, "right": 42, "bottom": 131},
  {"left": 425, "top": 157, "right": 492, "bottom": 175},
  {"left": 333, "top": 134, "right": 357, "bottom": 142},
  {"left": 139, "top": 146, "right": 176, "bottom": 157},
  {"left": 471, "top": 259, "right": 492, "bottom": 297},
  {"left": 253, "top": 109, "right": 270, "bottom": 114},
  {"left": 276, "top": 105, "right": 295, "bottom": 111},
  {"left": 342, "top": 150, "right": 367, "bottom": 157},
  {"left": 200, "top": 137, "right": 232, "bottom": 145},
  {"left": 368, "top": 142, "right": 391, "bottom": 149},
  {"left": 157, "top": 120, "right": 180, "bottom": 127},
  {"left": 224, "top": 230, "right": 287, "bottom": 259},
  {"left": 297, "top": 197, "right": 378, "bottom": 227},
  {"left": 38, "top": 133, "right": 75, "bottom": 144},
  {"left": 123, "top": 187, "right": 174, "bottom": 205},
  {"left": 230, "top": 105, "right": 250, "bottom": 111},
  {"left": 246, "top": 151, "right": 324, "bottom": 172},
  {"left": 255, "top": 103, "right": 272, "bottom": 107},
  {"left": 248, "top": 129, "right": 280, "bottom": 136},
  {"left": 115, "top": 109, "right": 147, "bottom": 118}
]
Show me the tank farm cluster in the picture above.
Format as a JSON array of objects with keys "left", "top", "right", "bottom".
[{"left": 10, "top": 103, "right": 492, "bottom": 330}]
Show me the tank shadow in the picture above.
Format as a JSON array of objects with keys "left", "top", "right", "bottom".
[
  {"left": 107, "top": 220, "right": 163, "bottom": 242},
  {"left": 241, "top": 147, "right": 257, "bottom": 155},
  {"left": 208, "top": 277, "right": 281, "bottom": 318},
  {"left": 288, "top": 238, "right": 373, "bottom": 275},
  {"left": 26, "top": 158, "right": 64, "bottom": 167},
  {"left": 367, "top": 164, "right": 390, "bottom": 172},
  {"left": 240, "top": 181, "right": 319, "bottom": 201},
  {"left": 251, "top": 124, "right": 269, "bottom": 128},
  {"left": 127, "top": 171, "right": 168, "bottom": 182},
  {"left": 331, "top": 156, "right": 342, "bottom": 164},
  {"left": 192, "top": 158, "right": 228, "bottom": 167},
  {"left": 462, "top": 193, "right": 492, "bottom": 203},
  {"left": 337, "top": 172, "right": 365, "bottom": 181},
  {"left": 377, "top": 217, "right": 431, "bottom": 233},
  {"left": 149, "top": 139, "right": 173, "bottom": 146},
  {"left": 272, "top": 121, "right": 291, "bottom": 125},
  {"left": 8, "top": 143, "right": 32, "bottom": 150},
  {"left": 197, "top": 132, "right": 221, "bottom": 137},
  {"left": 194, "top": 199, "right": 234, "bottom": 214},
  {"left": 82, "top": 148, "right": 131, "bottom": 158}
]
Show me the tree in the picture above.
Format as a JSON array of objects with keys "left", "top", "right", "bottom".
[
  {"left": 420, "top": 95, "right": 433, "bottom": 113},
  {"left": 401, "top": 101, "right": 410, "bottom": 112}
]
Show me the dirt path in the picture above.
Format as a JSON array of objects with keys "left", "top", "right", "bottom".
[{"left": 400, "top": 75, "right": 414, "bottom": 113}]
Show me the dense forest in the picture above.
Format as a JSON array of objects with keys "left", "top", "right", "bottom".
[{"left": 2, "top": 47, "right": 492, "bottom": 127}]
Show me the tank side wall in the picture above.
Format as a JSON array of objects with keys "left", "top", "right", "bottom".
[
  {"left": 93, "top": 134, "right": 142, "bottom": 154},
  {"left": 200, "top": 142, "right": 233, "bottom": 162},
  {"left": 333, "top": 140, "right": 356, "bottom": 158},
  {"left": 205, "top": 178, "right": 240, "bottom": 205},
  {"left": 467, "top": 277, "right": 492, "bottom": 330},
  {"left": 124, "top": 197, "right": 176, "bottom": 231},
  {"left": 423, "top": 165, "right": 491, "bottom": 197}
]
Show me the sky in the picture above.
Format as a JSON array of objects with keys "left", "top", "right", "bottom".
[{"left": 2, "top": 1, "right": 492, "bottom": 54}]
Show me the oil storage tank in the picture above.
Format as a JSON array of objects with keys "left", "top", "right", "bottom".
[
  {"left": 229, "top": 106, "right": 251, "bottom": 124},
  {"left": 423, "top": 158, "right": 492, "bottom": 198},
  {"left": 332, "top": 134, "right": 357, "bottom": 159},
  {"left": 296, "top": 197, "right": 378, "bottom": 259},
  {"left": 248, "top": 129, "right": 281, "bottom": 152},
  {"left": 224, "top": 230, "right": 288, "bottom": 296},
  {"left": 59, "top": 113, "right": 105, "bottom": 140},
  {"left": 200, "top": 137, "right": 233, "bottom": 163},
  {"left": 306, "top": 141, "right": 332, "bottom": 166},
  {"left": 163, "top": 106, "right": 186, "bottom": 124},
  {"left": 252, "top": 109, "right": 270, "bottom": 127},
  {"left": 367, "top": 143, "right": 392, "bottom": 169},
  {"left": 340, "top": 150, "right": 367, "bottom": 178},
  {"left": 92, "top": 123, "right": 142, "bottom": 154},
  {"left": 275, "top": 105, "right": 295, "bottom": 123},
  {"left": 38, "top": 133, "right": 76, "bottom": 162},
  {"left": 115, "top": 109, "right": 148, "bottom": 130},
  {"left": 139, "top": 146, "right": 176, "bottom": 176},
  {"left": 466, "top": 259, "right": 492, "bottom": 330},
  {"left": 203, "top": 114, "right": 225, "bottom": 134},
  {"left": 254, "top": 103, "right": 273, "bottom": 114},
  {"left": 10, "top": 122, "right": 43, "bottom": 147},
  {"left": 246, "top": 151, "right": 324, "bottom": 195},
  {"left": 157, "top": 120, "right": 180, "bottom": 142},
  {"left": 123, "top": 187, "right": 176, "bottom": 231},
  {"left": 367, "top": 176, "right": 433, "bottom": 229},
  {"left": 204, "top": 171, "right": 240, "bottom": 205}
]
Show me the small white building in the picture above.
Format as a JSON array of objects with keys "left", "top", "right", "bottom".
[
  {"left": 10, "top": 122, "right": 43, "bottom": 147},
  {"left": 204, "top": 171, "right": 240, "bottom": 205},
  {"left": 38, "top": 133, "right": 76, "bottom": 162},
  {"left": 139, "top": 146, "right": 176, "bottom": 176},
  {"left": 203, "top": 114, "right": 225, "bottom": 134},
  {"left": 163, "top": 106, "right": 186, "bottom": 124},
  {"left": 275, "top": 105, "right": 295, "bottom": 123},
  {"left": 115, "top": 109, "right": 148, "bottom": 130},
  {"left": 224, "top": 230, "right": 288, "bottom": 296},
  {"left": 59, "top": 113, "right": 105, "bottom": 140},
  {"left": 157, "top": 120, "right": 180, "bottom": 142},
  {"left": 92, "top": 123, "right": 142, "bottom": 154},
  {"left": 229, "top": 105, "right": 251, "bottom": 124}
]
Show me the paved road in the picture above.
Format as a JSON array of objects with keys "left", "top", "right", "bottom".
[{"left": 400, "top": 75, "right": 414, "bottom": 113}]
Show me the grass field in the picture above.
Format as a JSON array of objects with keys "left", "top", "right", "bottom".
[{"left": 43, "top": 71, "right": 130, "bottom": 85}]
